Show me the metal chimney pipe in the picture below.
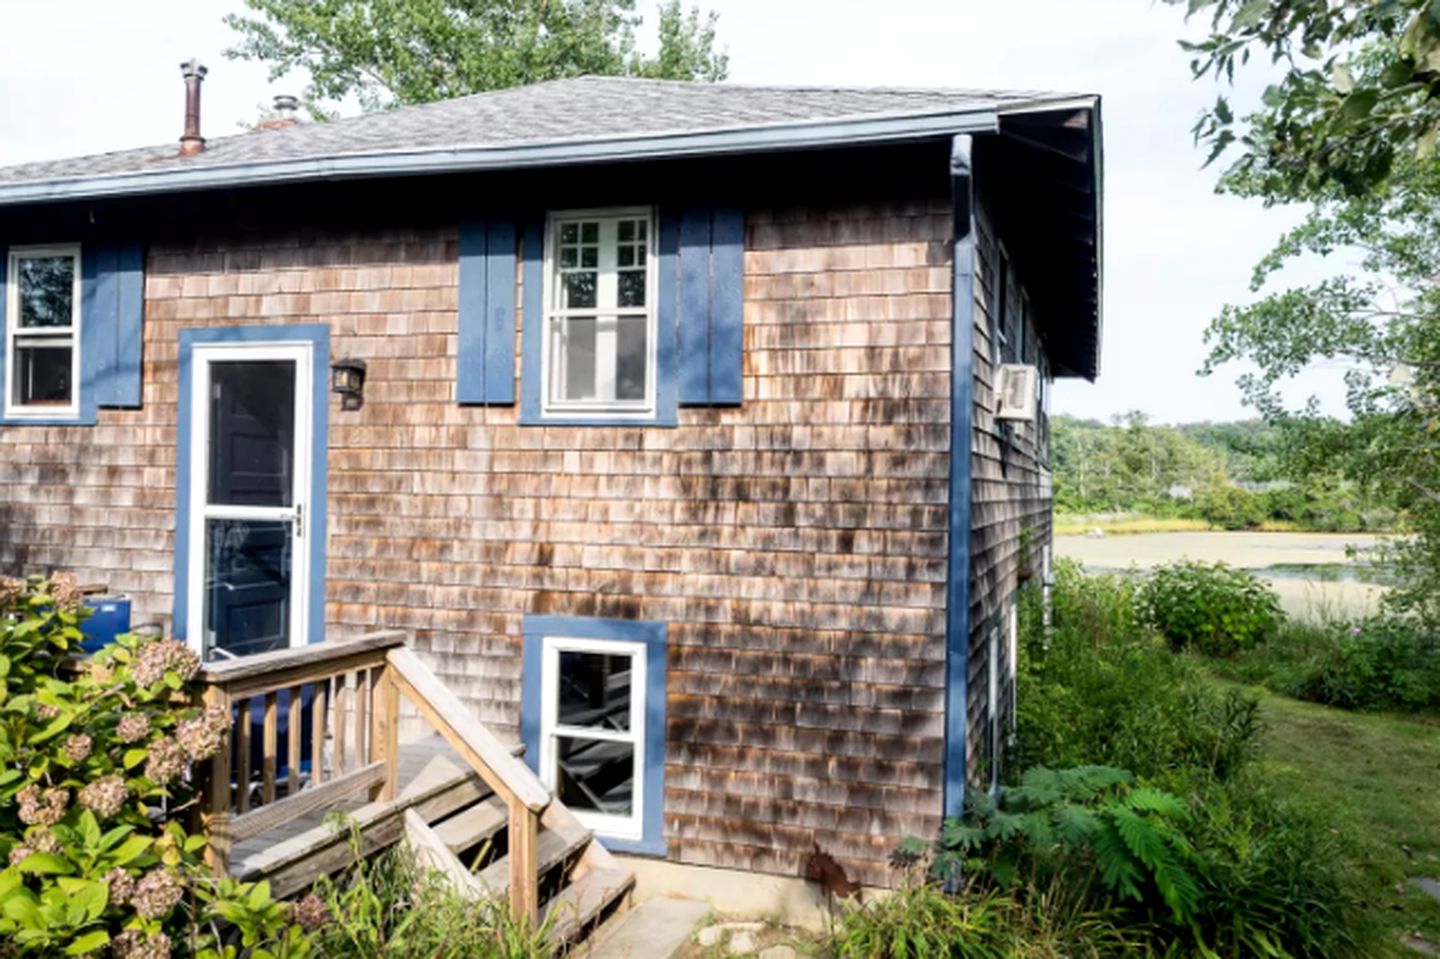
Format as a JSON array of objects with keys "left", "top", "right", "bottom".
[
  {"left": 179, "top": 59, "right": 208, "bottom": 156},
  {"left": 273, "top": 94, "right": 299, "bottom": 121}
]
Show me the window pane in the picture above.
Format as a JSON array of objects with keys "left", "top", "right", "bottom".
[
  {"left": 618, "top": 270, "right": 646, "bottom": 308},
  {"left": 580, "top": 247, "right": 598, "bottom": 269},
  {"left": 617, "top": 246, "right": 634, "bottom": 268},
  {"left": 559, "top": 318, "right": 597, "bottom": 401},
  {"left": 555, "top": 736, "right": 634, "bottom": 816},
  {"left": 204, "top": 519, "right": 292, "bottom": 658},
  {"left": 208, "top": 360, "right": 296, "bottom": 507},
  {"left": 560, "top": 223, "right": 578, "bottom": 244},
  {"left": 580, "top": 222, "right": 599, "bottom": 244},
  {"left": 17, "top": 256, "right": 74, "bottom": 328},
  {"left": 617, "top": 220, "right": 634, "bottom": 242},
  {"left": 558, "top": 651, "right": 632, "bottom": 730},
  {"left": 13, "top": 342, "right": 72, "bottom": 406},
  {"left": 559, "top": 247, "right": 577, "bottom": 269},
  {"left": 562, "top": 272, "right": 597, "bottom": 310},
  {"left": 616, "top": 317, "right": 648, "bottom": 401}
]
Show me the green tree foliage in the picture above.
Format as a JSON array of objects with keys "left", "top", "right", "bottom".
[
  {"left": 1201, "top": 151, "right": 1440, "bottom": 621},
  {"left": 1172, "top": 0, "right": 1440, "bottom": 197},
  {"left": 225, "top": 0, "right": 728, "bottom": 115},
  {"left": 1051, "top": 412, "right": 1228, "bottom": 514}
]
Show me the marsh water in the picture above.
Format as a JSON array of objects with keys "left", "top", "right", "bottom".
[{"left": 1054, "top": 531, "right": 1391, "bottom": 620}]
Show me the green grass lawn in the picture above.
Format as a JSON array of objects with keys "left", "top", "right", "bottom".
[{"left": 1251, "top": 692, "right": 1440, "bottom": 952}]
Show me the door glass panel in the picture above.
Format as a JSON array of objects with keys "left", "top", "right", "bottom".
[
  {"left": 204, "top": 519, "right": 292, "bottom": 658},
  {"left": 555, "top": 736, "right": 634, "bottom": 816},
  {"left": 208, "top": 360, "right": 296, "bottom": 507},
  {"left": 557, "top": 651, "right": 632, "bottom": 731}
]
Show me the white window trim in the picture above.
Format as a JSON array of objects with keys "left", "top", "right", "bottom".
[
  {"left": 5, "top": 244, "right": 81, "bottom": 420},
  {"left": 185, "top": 342, "right": 313, "bottom": 659},
  {"left": 538, "top": 634, "right": 646, "bottom": 840},
  {"left": 540, "top": 206, "right": 658, "bottom": 420}
]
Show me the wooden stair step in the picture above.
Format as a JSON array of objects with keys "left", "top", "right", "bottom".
[
  {"left": 477, "top": 824, "right": 592, "bottom": 893},
  {"left": 542, "top": 866, "right": 635, "bottom": 947},
  {"left": 431, "top": 795, "right": 507, "bottom": 854}
]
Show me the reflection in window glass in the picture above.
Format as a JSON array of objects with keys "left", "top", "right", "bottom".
[{"left": 7, "top": 250, "right": 79, "bottom": 412}]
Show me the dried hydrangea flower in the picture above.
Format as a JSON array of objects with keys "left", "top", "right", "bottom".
[
  {"left": 48, "top": 572, "right": 83, "bottom": 613},
  {"left": 62, "top": 733, "right": 93, "bottom": 763},
  {"left": 116, "top": 712, "right": 152, "bottom": 744},
  {"left": 77, "top": 774, "right": 128, "bottom": 820},
  {"left": 17, "top": 784, "right": 69, "bottom": 827},
  {"left": 292, "top": 892, "right": 332, "bottom": 931},
  {"left": 176, "top": 704, "right": 229, "bottom": 761},
  {"left": 106, "top": 866, "right": 136, "bottom": 906},
  {"left": 0, "top": 576, "right": 24, "bottom": 608},
  {"left": 131, "top": 638, "right": 200, "bottom": 687},
  {"left": 144, "top": 737, "right": 187, "bottom": 786},
  {"left": 7, "top": 846, "right": 32, "bottom": 867},
  {"left": 130, "top": 868, "right": 184, "bottom": 919},
  {"left": 112, "top": 929, "right": 172, "bottom": 959},
  {"left": 28, "top": 829, "right": 60, "bottom": 855},
  {"left": 34, "top": 702, "right": 60, "bottom": 721},
  {"left": 88, "top": 662, "right": 115, "bottom": 685}
]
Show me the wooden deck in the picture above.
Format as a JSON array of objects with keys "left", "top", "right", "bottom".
[{"left": 227, "top": 734, "right": 496, "bottom": 876}]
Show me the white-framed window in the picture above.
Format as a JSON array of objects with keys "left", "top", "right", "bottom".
[
  {"left": 541, "top": 208, "right": 657, "bottom": 419},
  {"left": 538, "top": 635, "right": 646, "bottom": 839},
  {"left": 5, "top": 245, "right": 81, "bottom": 419}
]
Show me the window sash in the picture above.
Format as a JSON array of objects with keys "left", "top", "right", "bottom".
[
  {"left": 5, "top": 245, "right": 81, "bottom": 419},
  {"left": 541, "top": 209, "right": 657, "bottom": 418},
  {"left": 539, "top": 635, "right": 646, "bottom": 839}
]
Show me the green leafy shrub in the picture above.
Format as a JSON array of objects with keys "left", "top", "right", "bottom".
[
  {"left": 1135, "top": 561, "right": 1283, "bottom": 657},
  {"left": 828, "top": 882, "right": 1011, "bottom": 959},
  {"left": 1014, "top": 562, "right": 1261, "bottom": 782},
  {"left": 1193, "top": 485, "right": 1269, "bottom": 530},
  {"left": 308, "top": 820, "right": 554, "bottom": 958},
  {"left": 937, "top": 767, "right": 1200, "bottom": 924},
  {"left": 1295, "top": 618, "right": 1440, "bottom": 712},
  {"left": 0, "top": 573, "right": 312, "bottom": 957}
]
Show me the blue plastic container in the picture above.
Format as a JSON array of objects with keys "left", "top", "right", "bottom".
[{"left": 80, "top": 597, "right": 131, "bottom": 654}]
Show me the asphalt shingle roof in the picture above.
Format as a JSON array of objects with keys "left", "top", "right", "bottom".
[{"left": 0, "top": 76, "right": 1085, "bottom": 188}]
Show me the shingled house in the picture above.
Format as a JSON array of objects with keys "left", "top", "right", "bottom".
[{"left": 0, "top": 73, "right": 1101, "bottom": 894}]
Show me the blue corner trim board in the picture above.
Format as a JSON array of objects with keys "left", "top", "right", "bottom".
[
  {"left": 944, "top": 134, "right": 976, "bottom": 821},
  {"left": 520, "top": 213, "right": 677, "bottom": 427},
  {"left": 172, "top": 324, "right": 331, "bottom": 649},
  {"left": 708, "top": 206, "right": 744, "bottom": 406},
  {"left": 520, "top": 614, "right": 669, "bottom": 857}
]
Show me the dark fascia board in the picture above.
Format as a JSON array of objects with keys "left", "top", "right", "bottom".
[{"left": 0, "top": 107, "right": 1002, "bottom": 207}]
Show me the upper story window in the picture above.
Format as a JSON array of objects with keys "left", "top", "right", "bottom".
[
  {"left": 542, "top": 209, "right": 656, "bottom": 419},
  {"left": 6, "top": 246, "right": 80, "bottom": 419}
]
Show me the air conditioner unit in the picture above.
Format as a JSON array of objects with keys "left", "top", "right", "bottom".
[{"left": 995, "top": 364, "right": 1038, "bottom": 421}]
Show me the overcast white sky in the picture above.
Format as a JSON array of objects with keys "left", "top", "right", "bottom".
[{"left": 0, "top": 0, "right": 1348, "bottom": 424}]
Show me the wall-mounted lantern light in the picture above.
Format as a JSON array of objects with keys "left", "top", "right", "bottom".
[{"left": 331, "top": 358, "right": 367, "bottom": 410}]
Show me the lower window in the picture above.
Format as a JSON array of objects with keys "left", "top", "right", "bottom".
[
  {"left": 522, "top": 614, "right": 667, "bottom": 853},
  {"left": 540, "top": 637, "right": 645, "bottom": 838}
]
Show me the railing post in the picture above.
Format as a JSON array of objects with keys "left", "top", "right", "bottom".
[
  {"left": 198, "top": 684, "right": 233, "bottom": 876},
  {"left": 377, "top": 666, "right": 400, "bottom": 802},
  {"left": 509, "top": 799, "right": 539, "bottom": 928}
]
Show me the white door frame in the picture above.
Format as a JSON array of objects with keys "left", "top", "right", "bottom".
[{"left": 185, "top": 341, "right": 313, "bottom": 656}]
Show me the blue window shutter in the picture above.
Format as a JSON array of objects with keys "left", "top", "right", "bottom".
[
  {"left": 113, "top": 239, "right": 144, "bottom": 408},
  {"left": 674, "top": 206, "right": 744, "bottom": 406},
  {"left": 708, "top": 206, "right": 744, "bottom": 405},
  {"left": 457, "top": 216, "right": 517, "bottom": 405},
  {"left": 0, "top": 245, "right": 7, "bottom": 410},
  {"left": 81, "top": 237, "right": 145, "bottom": 410}
]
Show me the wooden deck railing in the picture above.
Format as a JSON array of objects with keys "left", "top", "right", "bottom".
[{"left": 195, "top": 631, "right": 550, "bottom": 924}]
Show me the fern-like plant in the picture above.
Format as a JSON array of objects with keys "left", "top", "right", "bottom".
[{"left": 929, "top": 766, "right": 1202, "bottom": 925}]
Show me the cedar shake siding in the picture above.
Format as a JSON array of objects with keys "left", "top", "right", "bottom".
[{"left": 0, "top": 172, "right": 954, "bottom": 887}]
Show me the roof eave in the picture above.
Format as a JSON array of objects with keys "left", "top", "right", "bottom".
[{"left": 0, "top": 107, "right": 1002, "bottom": 208}]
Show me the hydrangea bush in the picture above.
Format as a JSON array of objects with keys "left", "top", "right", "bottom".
[
  {"left": 1135, "top": 561, "right": 1284, "bottom": 658},
  {"left": 0, "top": 574, "right": 316, "bottom": 957}
]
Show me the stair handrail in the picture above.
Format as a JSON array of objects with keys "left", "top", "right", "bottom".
[{"left": 383, "top": 646, "right": 548, "bottom": 925}]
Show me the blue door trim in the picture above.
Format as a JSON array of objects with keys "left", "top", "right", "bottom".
[
  {"left": 520, "top": 613, "right": 668, "bottom": 857},
  {"left": 172, "top": 324, "right": 331, "bottom": 648},
  {"left": 944, "top": 135, "right": 976, "bottom": 820}
]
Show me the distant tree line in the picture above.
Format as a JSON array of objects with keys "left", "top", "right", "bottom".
[{"left": 1052, "top": 413, "right": 1396, "bottom": 532}]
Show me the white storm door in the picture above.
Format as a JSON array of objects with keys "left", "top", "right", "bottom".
[{"left": 187, "top": 343, "right": 313, "bottom": 659}]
